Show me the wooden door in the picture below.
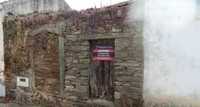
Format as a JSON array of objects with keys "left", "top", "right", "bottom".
[{"left": 89, "top": 39, "right": 114, "bottom": 101}]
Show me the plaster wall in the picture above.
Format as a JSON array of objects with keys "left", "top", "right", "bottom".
[{"left": 132, "top": 0, "right": 200, "bottom": 106}]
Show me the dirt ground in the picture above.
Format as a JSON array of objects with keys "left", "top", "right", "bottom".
[{"left": 0, "top": 103, "right": 40, "bottom": 107}]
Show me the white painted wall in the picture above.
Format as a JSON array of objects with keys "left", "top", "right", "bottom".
[
  {"left": 131, "top": 0, "right": 200, "bottom": 102},
  {"left": 1, "top": 0, "right": 70, "bottom": 15},
  {"left": 0, "top": 10, "right": 5, "bottom": 96}
]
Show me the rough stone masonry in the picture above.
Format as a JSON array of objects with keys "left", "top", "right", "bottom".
[
  {"left": 0, "top": 0, "right": 70, "bottom": 96},
  {"left": 3, "top": 1, "right": 144, "bottom": 107}
]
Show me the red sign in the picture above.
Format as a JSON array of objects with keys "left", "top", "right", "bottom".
[{"left": 93, "top": 46, "right": 114, "bottom": 61}]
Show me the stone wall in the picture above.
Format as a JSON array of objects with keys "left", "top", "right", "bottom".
[
  {"left": 3, "top": 1, "right": 143, "bottom": 107},
  {"left": 0, "top": 0, "right": 71, "bottom": 97},
  {"left": 0, "top": 0, "right": 70, "bottom": 68}
]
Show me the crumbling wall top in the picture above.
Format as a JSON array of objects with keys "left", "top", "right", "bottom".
[{"left": 4, "top": 1, "right": 131, "bottom": 34}]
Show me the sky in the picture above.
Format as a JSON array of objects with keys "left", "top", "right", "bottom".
[{"left": 0, "top": 0, "right": 128, "bottom": 10}]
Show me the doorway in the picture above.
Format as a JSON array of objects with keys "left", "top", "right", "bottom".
[{"left": 89, "top": 39, "right": 115, "bottom": 101}]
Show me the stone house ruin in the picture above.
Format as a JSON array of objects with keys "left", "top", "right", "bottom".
[
  {"left": 0, "top": 0, "right": 70, "bottom": 97},
  {"left": 3, "top": 1, "right": 144, "bottom": 107}
]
